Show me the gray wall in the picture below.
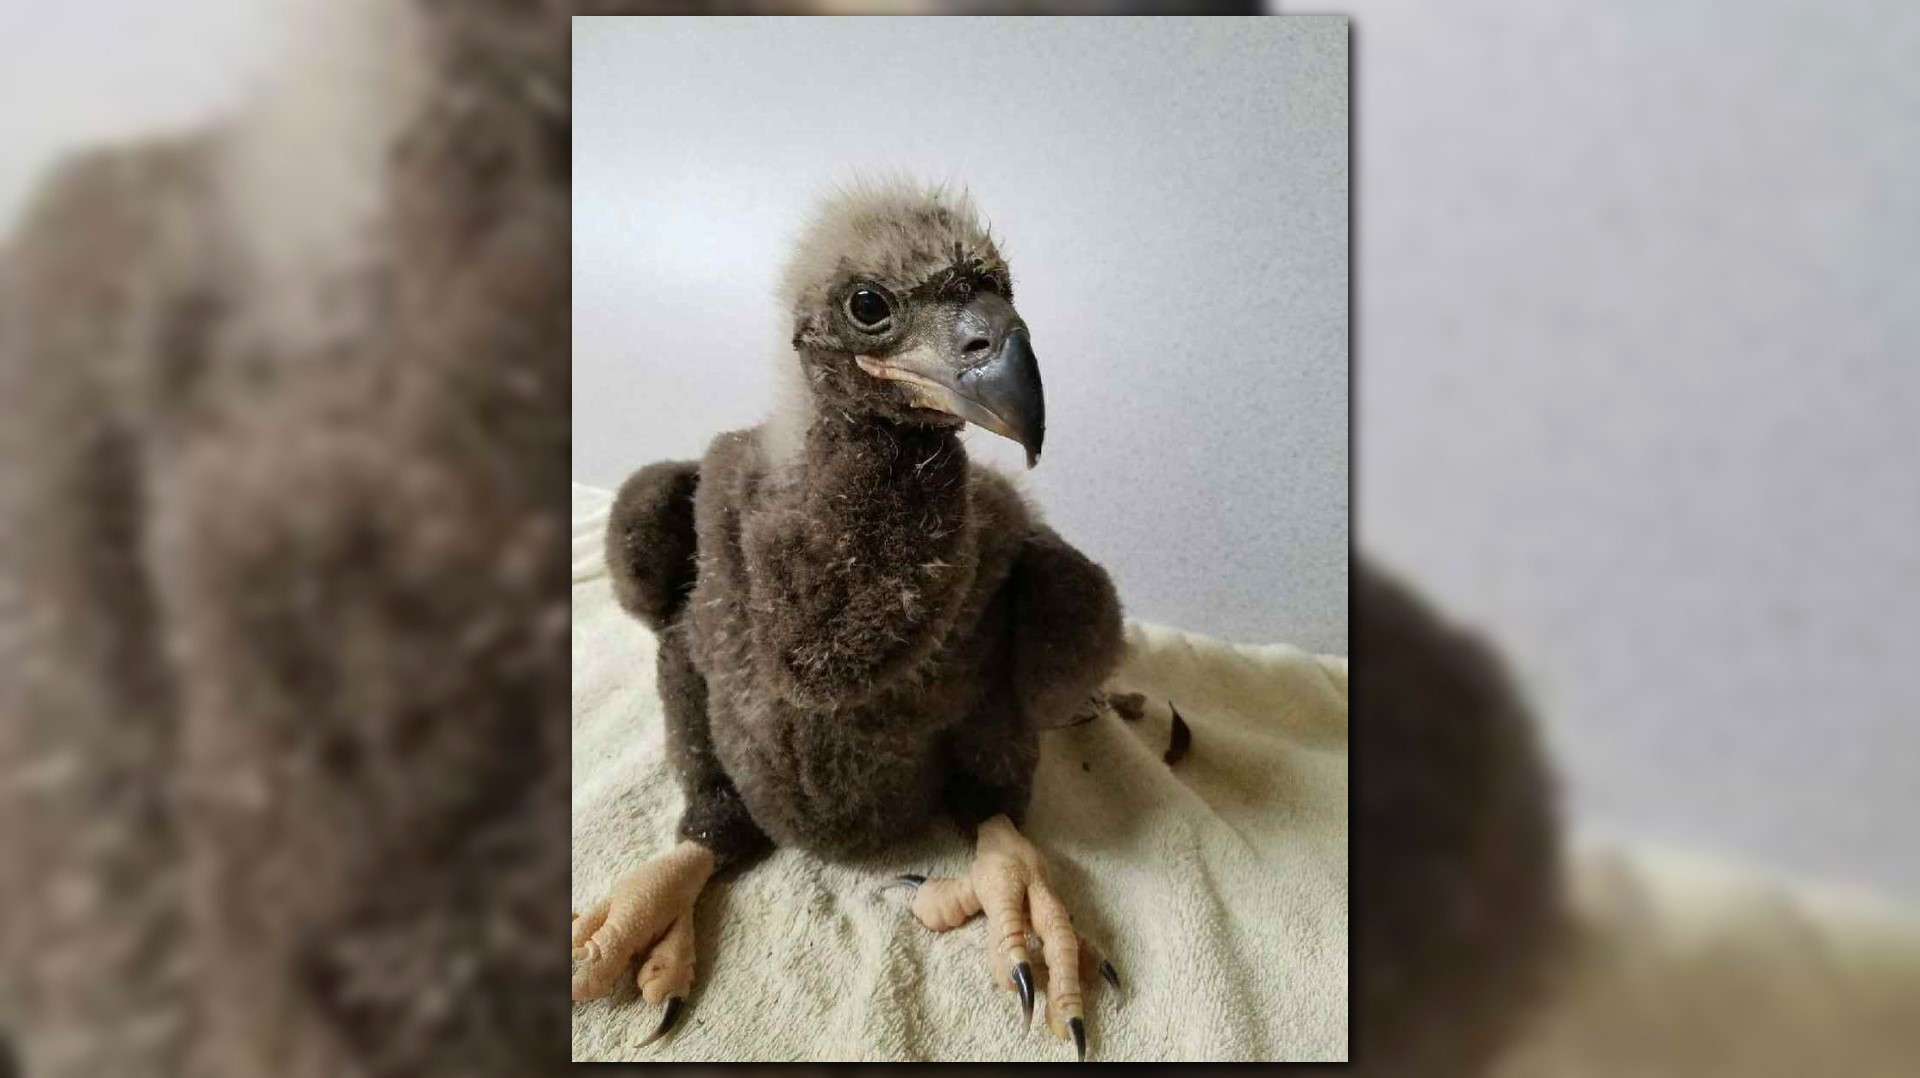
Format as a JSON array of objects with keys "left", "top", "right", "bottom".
[
  {"left": 1349, "top": 0, "right": 1920, "bottom": 898},
  {"left": 573, "top": 17, "right": 1352, "bottom": 655}
]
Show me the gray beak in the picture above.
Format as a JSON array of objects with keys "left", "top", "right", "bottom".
[
  {"left": 953, "top": 327, "right": 1045, "bottom": 468},
  {"left": 855, "top": 291, "right": 1048, "bottom": 468}
]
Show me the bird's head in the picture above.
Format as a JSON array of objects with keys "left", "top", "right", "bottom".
[{"left": 778, "top": 181, "right": 1046, "bottom": 467}]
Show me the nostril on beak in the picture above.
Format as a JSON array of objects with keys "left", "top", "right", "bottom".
[{"left": 962, "top": 336, "right": 992, "bottom": 356}]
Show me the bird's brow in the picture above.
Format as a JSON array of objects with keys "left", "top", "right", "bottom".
[{"left": 907, "top": 258, "right": 1007, "bottom": 302}]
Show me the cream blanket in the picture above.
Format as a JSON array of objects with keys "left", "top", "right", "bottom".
[
  {"left": 570, "top": 482, "right": 1351, "bottom": 1063},
  {"left": 1494, "top": 840, "right": 1920, "bottom": 1078}
]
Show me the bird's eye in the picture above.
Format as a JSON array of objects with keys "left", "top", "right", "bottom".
[{"left": 847, "top": 287, "right": 893, "bottom": 330}]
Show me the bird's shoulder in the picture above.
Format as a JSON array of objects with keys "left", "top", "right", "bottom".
[
  {"left": 689, "top": 426, "right": 764, "bottom": 502},
  {"left": 965, "top": 465, "right": 1040, "bottom": 549},
  {"left": 4, "top": 129, "right": 223, "bottom": 418}
]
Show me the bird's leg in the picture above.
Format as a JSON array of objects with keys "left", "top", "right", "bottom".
[
  {"left": 571, "top": 841, "right": 715, "bottom": 1045},
  {"left": 901, "top": 815, "right": 1112, "bottom": 1061}
]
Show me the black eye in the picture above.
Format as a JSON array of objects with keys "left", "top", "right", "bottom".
[{"left": 847, "top": 287, "right": 892, "bottom": 329}]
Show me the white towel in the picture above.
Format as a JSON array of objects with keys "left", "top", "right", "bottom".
[
  {"left": 570, "top": 481, "right": 1351, "bottom": 1063},
  {"left": 1493, "top": 839, "right": 1920, "bottom": 1078}
]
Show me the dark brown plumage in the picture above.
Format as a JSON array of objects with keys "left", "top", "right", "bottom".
[
  {"left": 0, "top": 3, "right": 578, "bottom": 1075},
  {"left": 1344, "top": 559, "right": 1566, "bottom": 1078},
  {"left": 607, "top": 181, "right": 1127, "bottom": 868}
]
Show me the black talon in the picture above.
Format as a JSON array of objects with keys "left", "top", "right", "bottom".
[
  {"left": 1099, "top": 959, "right": 1121, "bottom": 991},
  {"left": 637, "top": 995, "right": 685, "bottom": 1048},
  {"left": 1012, "top": 961, "right": 1036, "bottom": 1027},
  {"left": 1069, "top": 1015, "right": 1087, "bottom": 1061},
  {"left": 876, "top": 873, "right": 927, "bottom": 897}
]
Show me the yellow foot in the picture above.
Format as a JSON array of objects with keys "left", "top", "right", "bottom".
[
  {"left": 894, "top": 815, "right": 1118, "bottom": 1061},
  {"left": 571, "top": 840, "right": 715, "bottom": 1046}
]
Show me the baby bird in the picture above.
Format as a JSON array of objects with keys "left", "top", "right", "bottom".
[{"left": 574, "top": 181, "right": 1126, "bottom": 1060}]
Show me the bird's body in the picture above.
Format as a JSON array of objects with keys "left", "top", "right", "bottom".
[
  {"left": 629, "top": 413, "right": 1073, "bottom": 860},
  {"left": 598, "top": 181, "right": 1123, "bottom": 877},
  {"left": 684, "top": 423, "right": 1027, "bottom": 857}
]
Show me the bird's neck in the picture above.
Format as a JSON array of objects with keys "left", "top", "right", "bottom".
[
  {"left": 787, "top": 411, "right": 971, "bottom": 529},
  {"left": 741, "top": 410, "right": 979, "bottom": 707},
  {"left": 760, "top": 409, "right": 977, "bottom": 618}
]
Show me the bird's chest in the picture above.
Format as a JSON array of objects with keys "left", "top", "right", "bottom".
[{"left": 709, "top": 677, "right": 953, "bottom": 858}]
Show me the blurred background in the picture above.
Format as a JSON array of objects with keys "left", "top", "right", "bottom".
[
  {"left": 3, "top": 0, "right": 1916, "bottom": 967},
  {"left": 572, "top": 16, "right": 1352, "bottom": 655},
  {"left": 1346, "top": 0, "right": 1920, "bottom": 901},
  {"left": 0, "top": 4, "right": 276, "bottom": 228}
]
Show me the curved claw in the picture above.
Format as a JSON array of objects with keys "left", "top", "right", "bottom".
[
  {"left": 1069, "top": 1015, "right": 1087, "bottom": 1061},
  {"left": 874, "top": 873, "right": 927, "bottom": 897},
  {"left": 636, "top": 995, "right": 685, "bottom": 1048},
  {"left": 1099, "top": 959, "right": 1121, "bottom": 991},
  {"left": 1012, "top": 961, "right": 1036, "bottom": 1027}
]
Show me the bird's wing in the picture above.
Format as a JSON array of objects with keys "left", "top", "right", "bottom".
[
  {"left": 605, "top": 459, "right": 701, "bottom": 630},
  {"left": 1008, "top": 524, "right": 1126, "bottom": 728}
]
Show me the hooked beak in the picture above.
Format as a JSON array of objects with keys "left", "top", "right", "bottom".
[{"left": 855, "top": 292, "right": 1047, "bottom": 467}]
